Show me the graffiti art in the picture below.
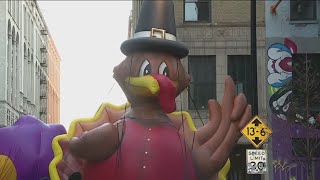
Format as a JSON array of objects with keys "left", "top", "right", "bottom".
[
  {"left": 269, "top": 86, "right": 293, "bottom": 120},
  {"left": 267, "top": 38, "right": 297, "bottom": 88},
  {"left": 267, "top": 38, "right": 298, "bottom": 121}
]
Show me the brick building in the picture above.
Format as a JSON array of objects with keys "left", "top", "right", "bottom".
[{"left": 47, "top": 35, "right": 60, "bottom": 124}]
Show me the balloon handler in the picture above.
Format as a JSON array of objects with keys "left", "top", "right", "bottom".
[{"left": 49, "top": 1, "right": 252, "bottom": 179}]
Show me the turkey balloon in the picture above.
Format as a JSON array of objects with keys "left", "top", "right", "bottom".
[{"left": 49, "top": 1, "right": 251, "bottom": 180}]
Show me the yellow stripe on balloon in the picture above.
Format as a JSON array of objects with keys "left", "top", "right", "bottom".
[
  {"left": 0, "top": 155, "right": 17, "bottom": 180},
  {"left": 49, "top": 102, "right": 130, "bottom": 180}
]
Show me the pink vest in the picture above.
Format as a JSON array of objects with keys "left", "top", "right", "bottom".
[{"left": 83, "top": 119, "right": 198, "bottom": 180}]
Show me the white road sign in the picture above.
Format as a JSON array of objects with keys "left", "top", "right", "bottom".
[{"left": 246, "top": 149, "right": 268, "bottom": 174}]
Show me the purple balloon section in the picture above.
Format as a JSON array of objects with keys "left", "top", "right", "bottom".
[{"left": 0, "top": 115, "right": 66, "bottom": 180}]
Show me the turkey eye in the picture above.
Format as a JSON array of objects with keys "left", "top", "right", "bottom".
[
  {"left": 159, "top": 62, "right": 169, "bottom": 77},
  {"left": 139, "top": 60, "right": 151, "bottom": 77}
]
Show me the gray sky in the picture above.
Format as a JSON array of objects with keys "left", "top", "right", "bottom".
[{"left": 38, "top": 1, "right": 131, "bottom": 129}]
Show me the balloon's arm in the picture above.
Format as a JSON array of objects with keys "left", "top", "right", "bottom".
[
  {"left": 63, "top": 102, "right": 130, "bottom": 161},
  {"left": 69, "top": 122, "right": 120, "bottom": 161},
  {"left": 49, "top": 102, "right": 130, "bottom": 180}
]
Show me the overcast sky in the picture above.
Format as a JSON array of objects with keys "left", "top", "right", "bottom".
[{"left": 38, "top": 1, "right": 131, "bottom": 129}]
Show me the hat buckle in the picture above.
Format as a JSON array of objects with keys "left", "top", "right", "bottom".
[{"left": 151, "top": 28, "right": 166, "bottom": 39}]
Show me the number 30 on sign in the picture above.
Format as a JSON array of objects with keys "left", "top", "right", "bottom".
[{"left": 246, "top": 149, "right": 268, "bottom": 174}]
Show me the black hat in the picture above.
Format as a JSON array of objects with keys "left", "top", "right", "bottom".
[{"left": 120, "top": 0, "right": 189, "bottom": 59}]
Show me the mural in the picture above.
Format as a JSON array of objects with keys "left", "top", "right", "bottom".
[
  {"left": 271, "top": 114, "right": 320, "bottom": 180},
  {"left": 267, "top": 38, "right": 297, "bottom": 120},
  {"left": 269, "top": 87, "right": 292, "bottom": 120},
  {"left": 267, "top": 38, "right": 297, "bottom": 88},
  {"left": 268, "top": 38, "right": 320, "bottom": 122},
  {"left": 268, "top": 38, "right": 320, "bottom": 179}
]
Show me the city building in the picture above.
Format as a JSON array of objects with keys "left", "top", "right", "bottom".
[
  {"left": 266, "top": 0, "right": 320, "bottom": 179},
  {"left": 131, "top": 1, "right": 266, "bottom": 179},
  {"left": 0, "top": 0, "right": 60, "bottom": 126},
  {"left": 128, "top": 10, "right": 133, "bottom": 39},
  {"left": 47, "top": 35, "right": 60, "bottom": 124}
]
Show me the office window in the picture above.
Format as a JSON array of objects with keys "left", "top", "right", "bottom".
[
  {"left": 184, "top": 0, "right": 210, "bottom": 22},
  {"left": 188, "top": 56, "right": 216, "bottom": 110},
  {"left": 8, "top": 0, "right": 11, "bottom": 14},
  {"left": 228, "top": 55, "right": 257, "bottom": 115},
  {"left": 17, "top": 1, "right": 19, "bottom": 26},
  {"left": 10, "top": 112, "right": 14, "bottom": 125},
  {"left": 24, "top": 6, "right": 26, "bottom": 38},
  {"left": 12, "top": 0, "right": 15, "bottom": 19},
  {"left": 289, "top": 54, "right": 320, "bottom": 127},
  {"left": 290, "top": 0, "right": 317, "bottom": 21},
  {"left": 6, "top": 109, "right": 10, "bottom": 125},
  {"left": 31, "top": 20, "right": 34, "bottom": 46}
]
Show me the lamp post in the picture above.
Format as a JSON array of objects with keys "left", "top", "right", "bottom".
[{"left": 251, "top": 0, "right": 258, "bottom": 116}]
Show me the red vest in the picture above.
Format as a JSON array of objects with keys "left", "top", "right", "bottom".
[{"left": 83, "top": 119, "right": 198, "bottom": 180}]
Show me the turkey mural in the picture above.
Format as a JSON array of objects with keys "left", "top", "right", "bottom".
[
  {"left": 0, "top": 115, "right": 66, "bottom": 180},
  {"left": 49, "top": 1, "right": 251, "bottom": 180}
]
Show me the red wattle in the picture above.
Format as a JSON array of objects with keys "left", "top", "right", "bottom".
[{"left": 152, "top": 74, "right": 176, "bottom": 113}]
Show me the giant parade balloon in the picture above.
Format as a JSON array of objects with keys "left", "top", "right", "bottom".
[
  {"left": 0, "top": 115, "right": 66, "bottom": 180},
  {"left": 50, "top": 1, "right": 251, "bottom": 180}
]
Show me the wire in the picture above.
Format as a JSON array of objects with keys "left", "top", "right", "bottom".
[{"left": 187, "top": 88, "right": 204, "bottom": 126}]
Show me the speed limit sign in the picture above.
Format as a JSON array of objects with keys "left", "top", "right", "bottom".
[{"left": 246, "top": 149, "right": 268, "bottom": 174}]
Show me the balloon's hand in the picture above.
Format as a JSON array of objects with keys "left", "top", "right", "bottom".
[
  {"left": 56, "top": 139, "right": 84, "bottom": 180},
  {"left": 182, "top": 76, "right": 252, "bottom": 179}
]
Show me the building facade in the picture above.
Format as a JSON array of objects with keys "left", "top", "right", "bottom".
[
  {"left": 0, "top": 0, "right": 60, "bottom": 126},
  {"left": 131, "top": 1, "right": 267, "bottom": 179},
  {"left": 266, "top": 1, "right": 320, "bottom": 180},
  {"left": 47, "top": 36, "right": 60, "bottom": 124}
]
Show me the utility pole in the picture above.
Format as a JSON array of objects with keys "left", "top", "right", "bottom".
[{"left": 251, "top": 0, "right": 258, "bottom": 116}]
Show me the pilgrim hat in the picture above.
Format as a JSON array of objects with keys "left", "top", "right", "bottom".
[{"left": 120, "top": 0, "right": 189, "bottom": 59}]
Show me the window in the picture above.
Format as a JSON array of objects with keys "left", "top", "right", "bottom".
[
  {"left": 184, "top": 0, "right": 211, "bottom": 22},
  {"left": 228, "top": 55, "right": 257, "bottom": 115},
  {"left": 7, "top": 20, "right": 11, "bottom": 104},
  {"left": 6, "top": 109, "right": 10, "bottom": 125},
  {"left": 289, "top": 54, "right": 320, "bottom": 128},
  {"left": 12, "top": 0, "right": 15, "bottom": 18},
  {"left": 24, "top": 6, "right": 26, "bottom": 38},
  {"left": 10, "top": 112, "right": 14, "bottom": 125},
  {"left": 8, "top": 0, "right": 11, "bottom": 14},
  {"left": 292, "top": 138, "right": 320, "bottom": 157},
  {"left": 188, "top": 56, "right": 216, "bottom": 109},
  {"left": 290, "top": 0, "right": 317, "bottom": 21},
  {"left": 31, "top": 20, "right": 34, "bottom": 46},
  {"left": 15, "top": 1, "right": 18, "bottom": 22},
  {"left": 17, "top": 1, "right": 20, "bottom": 26},
  {"left": 28, "top": 14, "right": 31, "bottom": 42}
]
